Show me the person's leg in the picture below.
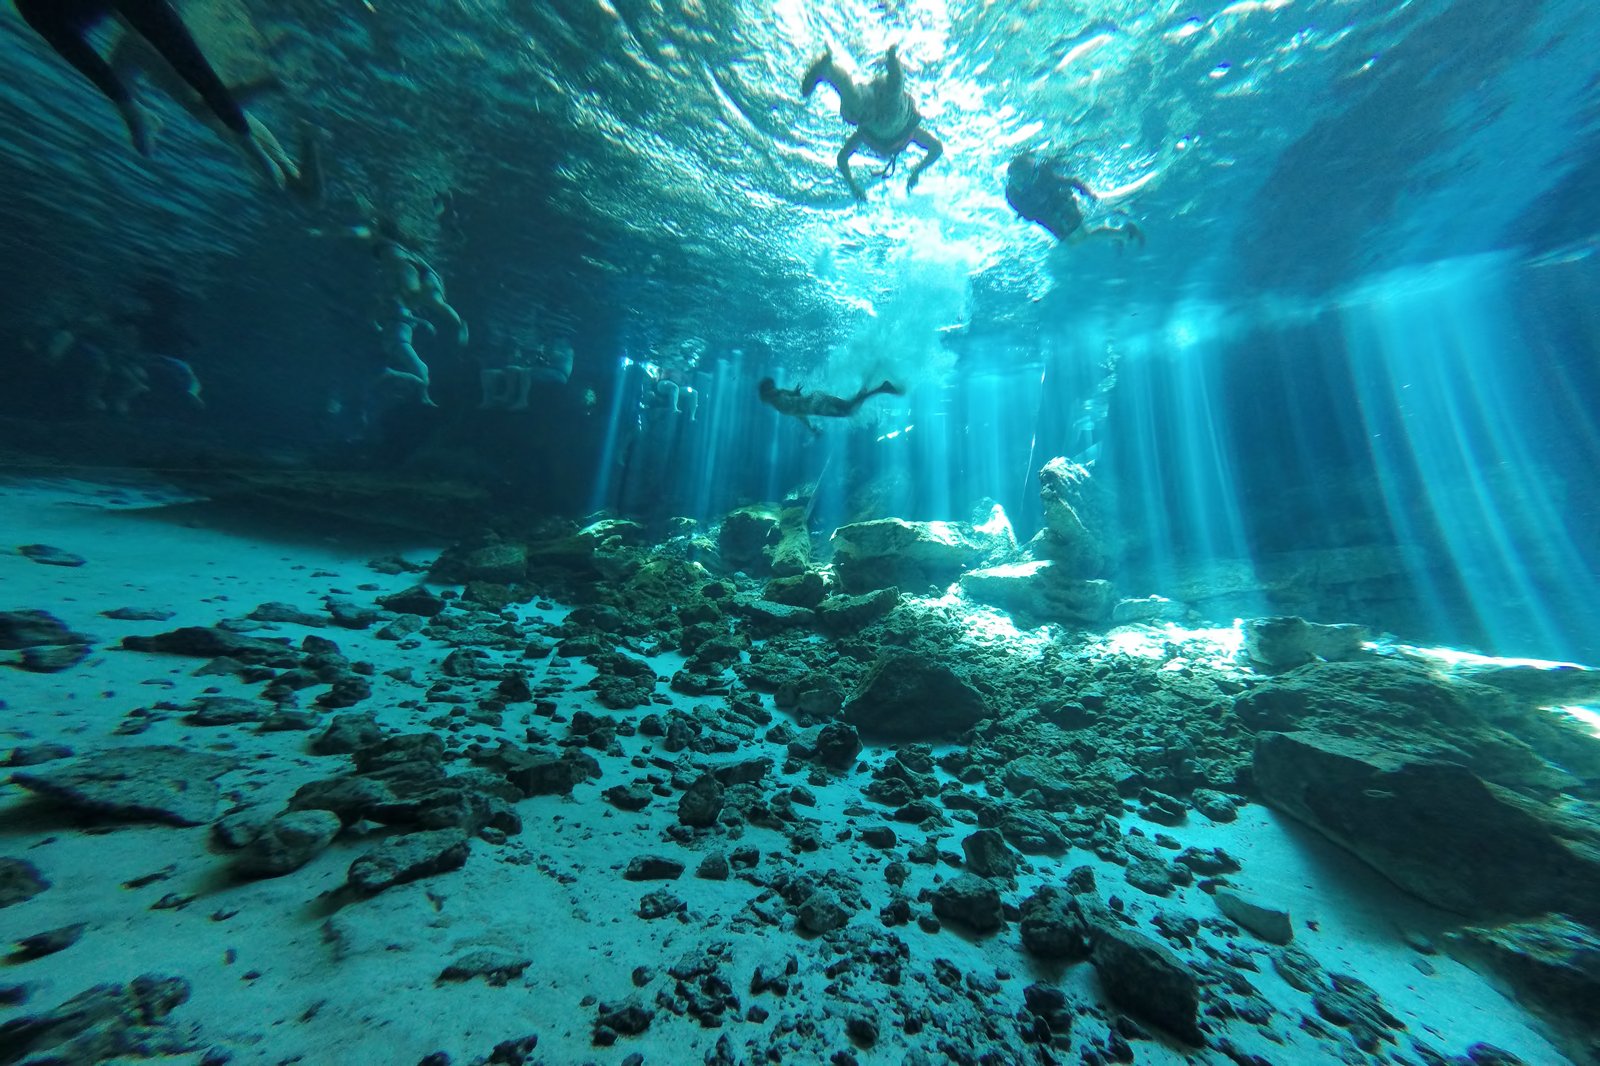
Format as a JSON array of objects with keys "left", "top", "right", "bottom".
[
  {"left": 388, "top": 328, "right": 436, "bottom": 406},
  {"left": 15, "top": 1, "right": 152, "bottom": 153},
  {"left": 114, "top": 0, "right": 249, "bottom": 135},
  {"left": 508, "top": 368, "right": 533, "bottom": 411}
]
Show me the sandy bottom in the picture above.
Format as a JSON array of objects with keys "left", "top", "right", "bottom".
[{"left": 0, "top": 476, "right": 1568, "bottom": 1065}]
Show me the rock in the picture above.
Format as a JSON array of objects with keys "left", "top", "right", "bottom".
[
  {"left": 183, "top": 696, "right": 268, "bottom": 726},
  {"left": 376, "top": 614, "right": 427, "bottom": 641},
  {"left": 812, "top": 722, "right": 862, "bottom": 771},
  {"left": 11, "top": 922, "right": 86, "bottom": 961},
  {"left": 814, "top": 588, "right": 899, "bottom": 633},
  {"left": 1111, "top": 596, "right": 1188, "bottom": 625},
  {"left": 717, "top": 506, "right": 780, "bottom": 572},
  {"left": 232, "top": 810, "right": 343, "bottom": 878},
  {"left": 797, "top": 889, "right": 852, "bottom": 934},
  {"left": 458, "top": 542, "right": 529, "bottom": 584},
  {"left": 1446, "top": 914, "right": 1600, "bottom": 1060},
  {"left": 121, "top": 626, "right": 298, "bottom": 668},
  {"left": 1091, "top": 923, "right": 1203, "bottom": 1044},
  {"left": 678, "top": 774, "right": 725, "bottom": 828},
  {"left": 1254, "top": 730, "right": 1600, "bottom": 922},
  {"left": 728, "top": 595, "right": 814, "bottom": 634},
  {"left": 1214, "top": 888, "right": 1293, "bottom": 944},
  {"left": 324, "top": 599, "right": 379, "bottom": 629},
  {"left": 0, "top": 974, "right": 197, "bottom": 1063},
  {"left": 247, "top": 602, "right": 327, "bottom": 627},
  {"left": 1019, "top": 886, "right": 1092, "bottom": 959},
  {"left": 11, "top": 746, "right": 233, "bottom": 826},
  {"left": 312, "top": 712, "right": 384, "bottom": 756},
  {"left": 763, "top": 571, "right": 827, "bottom": 609},
  {"left": 1191, "top": 789, "right": 1240, "bottom": 823},
  {"left": 438, "top": 950, "right": 531, "bottom": 987},
  {"left": 100, "top": 607, "right": 175, "bottom": 621},
  {"left": 0, "top": 609, "right": 90, "bottom": 650},
  {"left": 1241, "top": 616, "right": 1369, "bottom": 670},
  {"left": 4, "top": 743, "right": 72, "bottom": 768},
  {"left": 842, "top": 652, "right": 990, "bottom": 740},
  {"left": 603, "top": 784, "right": 653, "bottom": 811},
  {"left": 623, "top": 855, "right": 686, "bottom": 881},
  {"left": 14, "top": 643, "right": 90, "bottom": 673},
  {"left": 961, "top": 829, "right": 1020, "bottom": 882},
  {"left": 960, "top": 561, "right": 1114, "bottom": 627},
  {"left": 0, "top": 858, "right": 49, "bottom": 908},
  {"left": 831, "top": 518, "right": 989, "bottom": 593},
  {"left": 489, "top": 745, "right": 599, "bottom": 797},
  {"left": 930, "top": 874, "right": 1004, "bottom": 934},
  {"left": 348, "top": 828, "right": 471, "bottom": 894},
  {"left": 768, "top": 506, "right": 812, "bottom": 577},
  {"left": 17, "top": 543, "right": 85, "bottom": 567},
  {"left": 377, "top": 585, "right": 445, "bottom": 617}
]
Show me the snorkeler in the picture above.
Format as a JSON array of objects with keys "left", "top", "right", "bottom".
[
  {"left": 11, "top": 0, "right": 284, "bottom": 188},
  {"left": 758, "top": 377, "right": 903, "bottom": 434},
  {"left": 801, "top": 44, "right": 944, "bottom": 199},
  {"left": 1005, "top": 150, "right": 1145, "bottom": 246}
]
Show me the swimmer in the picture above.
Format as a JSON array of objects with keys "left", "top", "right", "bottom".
[
  {"left": 1005, "top": 151, "right": 1146, "bottom": 246},
  {"left": 801, "top": 45, "right": 944, "bottom": 199},
  {"left": 377, "top": 300, "right": 437, "bottom": 407},
  {"left": 12, "top": 0, "right": 284, "bottom": 188},
  {"left": 758, "top": 377, "right": 903, "bottom": 434}
]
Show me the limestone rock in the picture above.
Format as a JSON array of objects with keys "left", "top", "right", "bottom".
[
  {"left": 0, "top": 974, "right": 197, "bottom": 1064},
  {"left": 1090, "top": 924, "right": 1203, "bottom": 1044},
  {"left": 232, "top": 810, "right": 342, "bottom": 878},
  {"left": 1253, "top": 730, "right": 1600, "bottom": 921},
  {"left": 814, "top": 588, "right": 899, "bottom": 633},
  {"left": 930, "top": 873, "right": 1004, "bottom": 934},
  {"left": 1242, "top": 616, "right": 1369, "bottom": 670},
  {"left": 831, "top": 518, "right": 988, "bottom": 593},
  {"left": 1445, "top": 914, "right": 1600, "bottom": 1060},
  {"left": 0, "top": 609, "right": 89, "bottom": 650},
  {"left": 11, "top": 746, "right": 233, "bottom": 826},
  {"left": 842, "top": 652, "right": 990, "bottom": 740},
  {"left": 1035, "top": 458, "right": 1110, "bottom": 577},
  {"left": 960, "top": 560, "right": 1114, "bottom": 627},
  {"left": 717, "top": 506, "right": 780, "bottom": 572},
  {"left": 348, "top": 828, "right": 471, "bottom": 894},
  {"left": 0, "top": 857, "right": 49, "bottom": 908},
  {"left": 1214, "top": 888, "right": 1293, "bottom": 944},
  {"left": 120, "top": 625, "right": 298, "bottom": 668}
]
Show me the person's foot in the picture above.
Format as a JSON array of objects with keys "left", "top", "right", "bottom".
[
  {"left": 236, "top": 130, "right": 287, "bottom": 191},
  {"left": 117, "top": 100, "right": 153, "bottom": 157},
  {"left": 801, "top": 48, "right": 832, "bottom": 97}
]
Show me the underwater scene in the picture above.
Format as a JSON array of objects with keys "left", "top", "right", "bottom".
[{"left": 2, "top": 0, "right": 1599, "bottom": 1063}]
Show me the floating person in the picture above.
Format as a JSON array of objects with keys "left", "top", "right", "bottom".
[
  {"left": 11, "top": 0, "right": 285, "bottom": 189},
  {"left": 801, "top": 44, "right": 944, "bottom": 199},
  {"left": 1005, "top": 150, "right": 1145, "bottom": 246},
  {"left": 106, "top": 24, "right": 323, "bottom": 203},
  {"left": 480, "top": 338, "right": 574, "bottom": 410},
  {"left": 375, "top": 299, "right": 437, "bottom": 407},
  {"left": 758, "top": 377, "right": 903, "bottom": 434},
  {"left": 330, "top": 220, "right": 469, "bottom": 347}
]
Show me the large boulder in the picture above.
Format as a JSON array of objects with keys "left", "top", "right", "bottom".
[
  {"left": 717, "top": 506, "right": 781, "bottom": 572},
  {"left": 1253, "top": 730, "right": 1600, "bottom": 922},
  {"left": 768, "top": 506, "right": 812, "bottom": 577},
  {"left": 831, "top": 519, "right": 987, "bottom": 593},
  {"left": 1446, "top": 914, "right": 1600, "bottom": 1063},
  {"left": 960, "top": 561, "right": 1114, "bottom": 627},
  {"left": 1034, "top": 458, "right": 1111, "bottom": 577},
  {"left": 11, "top": 746, "right": 234, "bottom": 827},
  {"left": 1090, "top": 924, "right": 1203, "bottom": 1044},
  {"left": 842, "top": 652, "right": 991, "bottom": 740},
  {"left": 1241, "top": 616, "right": 1368, "bottom": 670}
]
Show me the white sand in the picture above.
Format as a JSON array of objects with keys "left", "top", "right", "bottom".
[{"left": 0, "top": 476, "right": 1569, "bottom": 1065}]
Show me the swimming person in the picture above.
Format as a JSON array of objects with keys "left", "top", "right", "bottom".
[
  {"left": 801, "top": 44, "right": 944, "bottom": 199},
  {"left": 12, "top": 0, "right": 283, "bottom": 188},
  {"left": 758, "top": 377, "right": 903, "bottom": 434},
  {"left": 1005, "top": 150, "right": 1145, "bottom": 246}
]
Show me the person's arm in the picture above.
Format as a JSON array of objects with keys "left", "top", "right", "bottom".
[
  {"left": 882, "top": 45, "right": 904, "bottom": 95},
  {"left": 837, "top": 130, "right": 867, "bottom": 199},
  {"left": 904, "top": 127, "right": 943, "bottom": 191}
]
